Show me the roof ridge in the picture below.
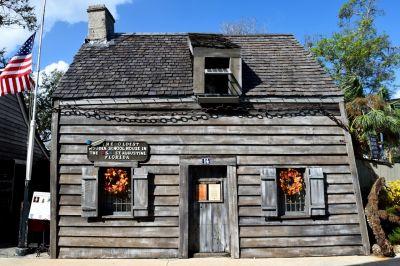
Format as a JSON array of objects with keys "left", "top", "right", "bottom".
[{"left": 114, "top": 32, "right": 295, "bottom": 37}]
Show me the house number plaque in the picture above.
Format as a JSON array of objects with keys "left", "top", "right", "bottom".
[{"left": 87, "top": 140, "right": 149, "bottom": 162}]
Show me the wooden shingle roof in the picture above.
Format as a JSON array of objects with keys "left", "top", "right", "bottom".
[{"left": 52, "top": 33, "right": 343, "bottom": 99}]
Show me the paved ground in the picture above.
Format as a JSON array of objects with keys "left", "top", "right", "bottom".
[{"left": 0, "top": 256, "right": 400, "bottom": 266}]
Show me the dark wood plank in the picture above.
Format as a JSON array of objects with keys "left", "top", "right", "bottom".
[
  {"left": 60, "top": 115, "right": 341, "bottom": 126},
  {"left": 59, "top": 135, "right": 345, "bottom": 146},
  {"left": 58, "top": 237, "right": 178, "bottom": 248},
  {"left": 240, "top": 246, "right": 364, "bottom": 257},
  {"left": 58, "top": 247, "right": 178, "bottom": 259},
  {"left": 240, "top": 235, "right": 362, "bottom": 248},
  {"left": 239, "top": 224, "right": 361, "bottom": 237},
  {"left": 59, "top": 226, "right": 179, "bottom": 237},
  {"left": 50, "top": 101, "right": 60, "bottom": 258},
  {"left": 339, "top": 101, "right": 371, "bottom": 255},
  {"left": 60, "top": 144, "right": 347, "bottom": 156},
  {"left": 239, "top": 214, "right": 360, "bottom": 225}
]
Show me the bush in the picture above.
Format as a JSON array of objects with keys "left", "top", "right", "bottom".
[
  {"left": 388, "top": 227, "right": 400, "bottom": 245},
  {"left": 386, "top": 180, "right": 400, "bottom": 205}
]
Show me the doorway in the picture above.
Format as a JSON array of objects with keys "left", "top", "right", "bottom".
[
  {"left": 179, "top": 156, "right": 239, "bottom": 258},
  {"left": 189, "top": 166, "right": 229, "bottom": 256}
]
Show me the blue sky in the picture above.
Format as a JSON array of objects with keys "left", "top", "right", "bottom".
[{"left": 4, "top": 0, "right": 400, "bottom": 97}]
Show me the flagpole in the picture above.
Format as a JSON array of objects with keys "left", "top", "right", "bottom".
[{"left": 16, "top": 0, "right": 47, "bottom": 256}]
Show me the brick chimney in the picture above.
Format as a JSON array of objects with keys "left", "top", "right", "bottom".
[{"left": 87, "top": 4, "right": 115, "bottom": 41}]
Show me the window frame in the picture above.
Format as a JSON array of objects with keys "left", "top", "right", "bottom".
[
  {"left": 195, "top": 179, "right": 224, "bottom": 203},
  {"left": 98, "top": 166, "right": 133, "bottom": 218},
  {"left": 276, "top": 168, "right": 310, "bottom": 218}
]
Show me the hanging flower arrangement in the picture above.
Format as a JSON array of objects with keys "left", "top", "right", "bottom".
[
  {"left": 279, "top": 168, "right": 304, "bottom": 196},
  {"left": 103, "top": 168, "right": 129, "bottom": 195}
]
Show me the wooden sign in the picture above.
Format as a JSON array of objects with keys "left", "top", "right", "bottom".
[
  {"left": 368, "top": 135, "right": 381, "bottom": 160},
  {"left": 87, "top": 140, "right": 149, "bottom": 162}
]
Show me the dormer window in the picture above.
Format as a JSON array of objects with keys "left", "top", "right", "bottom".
[
  {"left": 188, "top": 33, "right": 242, "bottom": 104},
  {"left": 204, "top": 57, "right": 230, "bottom": 94}
]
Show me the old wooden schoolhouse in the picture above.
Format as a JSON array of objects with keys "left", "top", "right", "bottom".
[{"left": 50, "top": 4, "right": 370, "bottom": 259}]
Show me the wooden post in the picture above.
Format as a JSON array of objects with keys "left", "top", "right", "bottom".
[
  {"left": 178, "top": 163, "right": 189, "bottom": 258},
  {"left": 50, "top": 100, "right": 60, "bottom": 258},
  {"left": 227, "top": 164, "right": 239, "bottom": 258},
  {"left": 339, "top": 101, "right": 371, "bottom": 255}
]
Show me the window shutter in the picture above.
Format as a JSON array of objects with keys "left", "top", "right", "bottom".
[
  {"left": 260, "top": 167, "right": 278, "bottom": 217},
  {"left": 132, "top": 168, "right": 149, "bottom": 217},
  {"left": 81, "top": 166, "right": 98, "bottom": 218},
  {"left": 306, "top": 167, "right": 326, "bottom": 216}
]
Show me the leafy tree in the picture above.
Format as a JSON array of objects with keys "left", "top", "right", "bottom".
[
  {"left": 221, "top": 18, "right": 266, "bottom": 35},
  {"left": 311, "top": 0, "right": 399, "bottom": 99},
  {"left": 33, "top": 69, "right": 65, "bottom": 145},
  {"left": 0, "top": 0, "right": 37, "bottom": 30},
  {"left": 309, "top": 0, "right": 400, "bottom": 159},
  {"left": 0, "top": 0, "right": 37, "bottom": 65}
]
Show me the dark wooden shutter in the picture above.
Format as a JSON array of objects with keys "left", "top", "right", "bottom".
[
  {"left": 260, "top": 167, "right": 278, "bottom": 217},
  {"left": 306, "top": 167, "right": 326, "bottom": 216},
  {"left": 132, "top": 168, "right": 149, "bottom": 217},
  {"left": 81, "top": 166, "right": 98, "bottom": 218}
]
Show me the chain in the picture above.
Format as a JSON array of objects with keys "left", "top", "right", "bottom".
[{"left": 54, "top": 103, "right": 348, "bottom": 131}]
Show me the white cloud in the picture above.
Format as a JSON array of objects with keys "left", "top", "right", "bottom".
[
  {"left": 394, "top": 88, "right": 400, "bottom": 99},
  {"left": 41, "top": 60, "right": 69, "bottom": 75},
  {"left": 32, "top": 60, "right": 69, "bottom": 91},
  {"left": 1, "top": 0, "right": 131, "bottom": 55}
]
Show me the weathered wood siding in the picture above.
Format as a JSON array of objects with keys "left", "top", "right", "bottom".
[{"left": 53, "top": 101, "right": 368, "bottom": 258}]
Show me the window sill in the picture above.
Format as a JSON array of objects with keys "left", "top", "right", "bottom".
[
  {"left": 101, "top": 214, "right": 132, "bottom": 219},
  {"left": 279, "top": 213, "right": 310, "bottom": 219}
]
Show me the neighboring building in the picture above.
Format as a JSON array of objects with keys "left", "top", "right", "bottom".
[
  {"left": 0, "top": 93, "right": 49, "bottom": 245},
  {"left": 50, "top": 5, "right": 370, "bottom": 259}
]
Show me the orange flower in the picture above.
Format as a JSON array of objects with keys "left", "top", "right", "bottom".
[
  {"left": 103, "top": 168, "right": 129, "bottom": 196},
  {"left": 279, "top": 168, "right": 303, "bottom": 196}
]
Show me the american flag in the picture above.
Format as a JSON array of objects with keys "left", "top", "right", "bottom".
[{"left": 0, "top": 33, "right": 36, "bottom": 96}]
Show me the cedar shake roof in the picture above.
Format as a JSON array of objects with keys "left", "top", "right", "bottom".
[
  {"left": 52, "top": 33, "right": 343, "bottom": 99},
  {"left": 188, "top": 33, "right": 240, "bottom": 49}
]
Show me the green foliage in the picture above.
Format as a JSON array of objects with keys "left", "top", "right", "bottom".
[
  {"left": 386, "top": 180, "right": 400, "bottom": 206},
  {"left": 0, "top": 0, "right": 37, "bottom": 65},
  {"left": 0, "top": 48, "right": 6, "bottom": 68},
  {"left": 0, "top": 0, "right": 37, "bottom": 31},
  {"left": 346, "top": 95, "right": 400, "bottom": 155},
  {"left": 309, "top": 0, "right": 400, "bottom": 157},
  {"left": 27, "top": 70, "right": 65, "bottom": 144},
  {"left": 388, "top": 227, "right": 400, "bottom": 245}
]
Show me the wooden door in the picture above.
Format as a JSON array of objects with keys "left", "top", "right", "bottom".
[{"left": 189, "top": 166, "right": 230, "bottom": 255}]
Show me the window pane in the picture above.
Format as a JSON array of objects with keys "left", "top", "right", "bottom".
[
  {"left": 205, "top": 57, "right": 229, "bottom": 69},
  {"left": 205, "top": 74, "right": 229, "bottom": 94}
]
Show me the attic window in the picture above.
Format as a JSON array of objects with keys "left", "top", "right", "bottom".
[{"left": 204, "top": 57, "right": 231, "bottom": 95}]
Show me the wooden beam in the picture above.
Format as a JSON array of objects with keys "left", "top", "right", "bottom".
[
  {"left": 50, "top": 100, "right": 60, "bottom": 258},
  {"left": 178, "top": 163, "right": 189, "bottom": 258},
  {"left": 339, "top": 101, "right": 371, "bottom": 255}
]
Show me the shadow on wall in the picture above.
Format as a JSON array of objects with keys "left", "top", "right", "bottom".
[
  {"left": 356, "top": 159, "right": 380, "bottom": 205},
  {"left": 357, "top": 159, "right": 400, "bottom": 204}
]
